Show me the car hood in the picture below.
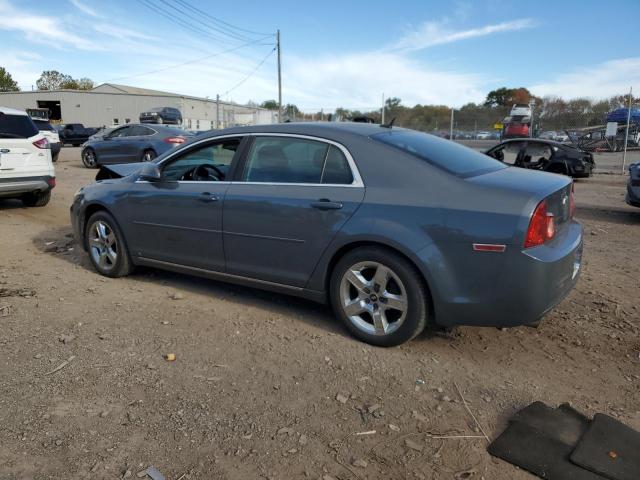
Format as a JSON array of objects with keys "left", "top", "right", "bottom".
[{"left": 96, "top": 162, "right": 147, "bottom": 180}]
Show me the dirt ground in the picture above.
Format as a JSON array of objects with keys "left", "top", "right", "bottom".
[{"left": 1, "top": 147, "right": 638, "bottom": 480}]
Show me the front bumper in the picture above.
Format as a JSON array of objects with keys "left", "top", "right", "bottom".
[
  {"left": 431, "top": 220, "right": 583, "bottom": 328},
  {"left": 0, "top": 176, "right": 54, "bottom": 198}
]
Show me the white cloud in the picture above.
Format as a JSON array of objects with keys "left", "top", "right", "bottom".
[
  {"left": 0, "top": 0, "right": 100, "bottom": 50},
  {"left": 530, "top": 57, "right": 640, "bottom": 99},
  {"left": 390, "top": 18, "right": 536, "bottom": 53},
  {"left": 69, "top": 0, "right": 99, "bottom": 18}
]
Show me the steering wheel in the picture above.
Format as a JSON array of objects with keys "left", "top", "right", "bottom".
[{"left": 192, "top": 164, "right": 224, "bottom": 181}]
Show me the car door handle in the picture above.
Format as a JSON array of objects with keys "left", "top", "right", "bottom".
[
  {"left": 310, "top": 199, "right": 343, "bottom": 210},
  {"left": 199, "top": 192, "right": 220, "bottom": 203}
]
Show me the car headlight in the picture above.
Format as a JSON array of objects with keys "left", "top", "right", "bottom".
[{"left": 74, "top": 187, "right": 84, "bottom": 198}]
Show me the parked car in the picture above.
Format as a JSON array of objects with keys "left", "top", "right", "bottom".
[
  {"left": 71, "top": 123, "right": 583, "bottom": 346},
  {"left": 539, "top": 131, "right": 557, "bottom": 140},
  {"left": 486, "top": 138, "right": 595, "bottom": 178},
  {"left": 32, "top": 118, "right": 61, "bottom": 162},
  {"left": 554, "top": 132, "right": 569, "bottom": 142},
  {"left": 57, "top": 123, "right": 98, "bottom": 146},
  {"left": 503, "top": 122, "right": 530, "bottom": 139},
  {"left": 139, "top": 107, "right": 182, "bottom": 125},
  {"left": 0, "top": 107, "right": 55, "bottom": 207},
  {"left": 80, "top": 124, "right": 193, "bottom": 168},
  {"left": 627, "top": 162, "right": 640, "bottom": 207},
  {"left": 510, "top": 103, "right": 532, "bottom": 118},
  {"left": 475, "top": 131, "right": 492, "bottom": 140}
]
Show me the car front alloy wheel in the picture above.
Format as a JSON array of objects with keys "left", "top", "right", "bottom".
[{"left": 85, "top": 212, "right": 133, "bottom": 278}]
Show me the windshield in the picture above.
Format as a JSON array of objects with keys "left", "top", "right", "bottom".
[
  {"left": 33, "top": 119, "right": 55, "bottom": 131},
  {"left": 0, "top": 113, "right": 39, "bottom": 139},
  {"left": 372, "top": 129, "right": 506, "bottom": 177}
]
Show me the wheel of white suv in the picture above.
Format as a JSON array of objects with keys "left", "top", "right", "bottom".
[
  {"left": 330, "top": 247, "right": 428, "bottom": 347},
  {"left": 82, "top": 148, "right": 97, "bottom": 168},
  {"left": 85, "top": 211, "right": 133, "bottom": 278},
  {"left": 21, "top": 190, "right": 51, "bottom": 207}
]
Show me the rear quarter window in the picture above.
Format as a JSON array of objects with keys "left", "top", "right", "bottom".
[
  {"left": 0, "top": 114, "right": 39, "bottom": 139},
  {"left": 372, "top": 129, "right": 506, "bottom": 177}
]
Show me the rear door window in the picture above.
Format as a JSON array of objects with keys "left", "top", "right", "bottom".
[
  {"left": 0, "top": 113, "right": 39, "bottom": 139},
  {"left": 372, "top": 129, "right": 505, "bottom": 177},
  {"left": 242, "top": 136, "right": 356, "bottom": 185}
]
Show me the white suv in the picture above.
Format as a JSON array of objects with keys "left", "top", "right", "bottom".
[{"left": 0, "top": 107, "right": 55, "bottom": 207}]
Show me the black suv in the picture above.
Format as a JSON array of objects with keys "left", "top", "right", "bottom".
[{"left": 139, "top": 107, "right": 182, "bottom": 125}]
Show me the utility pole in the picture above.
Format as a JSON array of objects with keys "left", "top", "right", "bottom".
[
  {"left": 276, "top": 29, "right": 282, "bottom": 123},
  {"left": 622, "top": 86, "right": 633, "bottom": 173},
  {"left": 529, "top": 99, "right": 536, "bottom": 138},
  {"left": 216, "top": 94, "right": 220, "bottom": 129},
  {"left": 381, "top": 93, "right": 385, "bottom": 124},
  {"left": 449, "top": 107, "right": 454, "bottom": 140}
]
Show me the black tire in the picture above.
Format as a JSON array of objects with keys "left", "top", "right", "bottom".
[
  {"left": 52, "top": 154, "right": 58, "bottom": 163},
  {"left": 141, "top": 149, "right": 157, "bottom": 162},
  {"left": 330, "top": 246, "right": 428, "bottom": 347},
  {"left": 82, "top": 148, "right": 98, "bottom": 168},
  {"left": 85, "top": 211, "right": 133, "bottom": 278},
  {"left": 21, "top": 190, "right": 51, "bottom": 207}
]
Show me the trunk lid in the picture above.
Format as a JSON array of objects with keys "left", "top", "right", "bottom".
[{"left": 469, "top": 165, "right": 573, "bottom": 234}]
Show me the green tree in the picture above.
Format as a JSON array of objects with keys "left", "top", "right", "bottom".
[
  {"left": 76, "top": 77, "right": 94, "bottom": 90},
  {"left": 36, "top": 70, "right": 94, "bottom": 90},
  {"left": 260, "top": 100, "right": 278, "bottom": 110},
  {"left": 0, "top": 67, "right": 19, "bottom": 92}
]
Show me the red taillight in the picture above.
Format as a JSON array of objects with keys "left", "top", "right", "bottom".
[
  {"left": 569, "top": 182, "right": 575, "bottom": 218},
  {"left": 524, "top": 200, "right": 556, "bottom": 248},
  {"left": 33, "top": 137, "right": 50, "bottom": 149},
  {"left": 47, "top": 177, "right": 56, "bottom": 188},
  {"left": 164, "top": 136, "right": 186, "bottom": 144}
]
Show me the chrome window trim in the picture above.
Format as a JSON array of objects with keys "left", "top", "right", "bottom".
[{"left": 144, "top": 132, "right": 364, "bottom": 188}]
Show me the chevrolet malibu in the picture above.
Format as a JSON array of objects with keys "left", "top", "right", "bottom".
[{"left": 71, "top": 123, "right": 583, "bottom": 346}]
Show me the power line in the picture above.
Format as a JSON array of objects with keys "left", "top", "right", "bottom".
[
  {"left": 222, "top": 47, "right": 276, "bottom": 97},
  {"left": 158, "top": 0, "right": 256, "bottom": 43},
  {"left": 173, "top": 0, "right": 273, "bottom": 37},
  {"left": 103, "top": 37, "right": 275, "bottom": 83},
  {"left": 136, "top": 0, "right": 240, "bottom": 45}
]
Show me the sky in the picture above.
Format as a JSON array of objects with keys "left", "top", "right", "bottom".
[{"left": 1, "top": 0, "right": 639, "bottom": 112}]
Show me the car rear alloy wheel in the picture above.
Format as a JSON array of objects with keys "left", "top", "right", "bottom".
[
  {"left": 82, "top": 148, "right": 97, "bottom": 168},
  {"left": 85, "top": 212, "right": 133, "bottom": 278},
  {"left": 340, "top": 261, "right": 408, "bottom": 336},
  {"left": 331, "top": 247, "right": 428, "bottom": 346}
]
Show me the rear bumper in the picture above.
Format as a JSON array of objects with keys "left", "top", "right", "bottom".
[
  {"left": 0, "top": 176, "right": 54, "bottom": 198},
  {"left": 431, "top": 220, "right": 583, "bottom": 328}
]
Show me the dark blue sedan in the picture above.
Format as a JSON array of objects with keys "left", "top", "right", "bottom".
[
  {"left": 71, "top": 123, "right": 582, "bottom": 346},
  {"left": 81, "top": 124, "right": 192, "bottom": 168}
]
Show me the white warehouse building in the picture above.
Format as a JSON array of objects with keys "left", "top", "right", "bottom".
[{"left": 0, "top": 83, "right": 278, "bottom": 130}]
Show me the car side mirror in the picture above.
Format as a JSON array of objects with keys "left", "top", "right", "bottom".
[{"left": 138, "top": 163, "right": 161, "bottom": 182}]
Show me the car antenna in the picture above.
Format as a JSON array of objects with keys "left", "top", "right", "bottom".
[{"left": 380, "top": 117, "right": 396, "bottom": 129}]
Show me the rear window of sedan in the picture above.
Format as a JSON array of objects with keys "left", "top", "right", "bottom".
[
  {"left": 372, "top": 129, "right": 506, "bottom": 177},
  {"left": 0, "top": 113, "right": 39, "bottom": 139}
]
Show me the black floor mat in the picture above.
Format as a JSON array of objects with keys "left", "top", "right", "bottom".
[
  {"left": 570, "top": 414, "right": 640, "bottom": 480},
  {"left": 488, "top": 415, "right": 607, "bottom": 479}
]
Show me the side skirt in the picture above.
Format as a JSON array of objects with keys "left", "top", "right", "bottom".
[{"left": 135, "top": 256, "right": 327, "bottom": 304}]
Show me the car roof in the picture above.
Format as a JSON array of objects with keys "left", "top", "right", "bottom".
[
  {"left": 0, "top": 106, "right": 29, "bottom": 116},
  {"left": 201, "top": 121, "right": 394, "bottom": 141}
]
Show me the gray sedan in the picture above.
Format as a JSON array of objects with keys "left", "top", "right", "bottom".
[
  {"left": 71, "top": 123, "right": 583, "bottom": 346},
  {"left": 81, "top": 124, "right": 192, "bottom": 168}
]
